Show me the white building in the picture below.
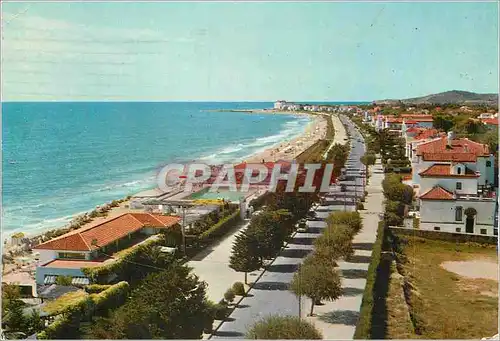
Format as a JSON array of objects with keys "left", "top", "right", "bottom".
[
  {"left": 414, "top": 132, "right": 497, "bottom": 236},
  {"left": 274, "top": 100, "right": 287, "bottom": 110}
]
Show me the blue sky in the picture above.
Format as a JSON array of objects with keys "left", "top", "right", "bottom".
[{"left": 1, "top": 1, "right": 498, "bottom": 101}]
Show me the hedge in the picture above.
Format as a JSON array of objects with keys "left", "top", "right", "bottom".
[
  {"left": 81, "top": 234, "right": 175, "bottom": 282},
  {"left": 354, "top": 221, "right": 385, "bottom": 339},
  {"left": 198, "top": 210, "right": 241, "bottom": 243},
  {"left": 84, "top": 284, "right": 111, "bottom": 294},
  {"left": 37, "top": 282, "right": 130, "bottom": 339}
]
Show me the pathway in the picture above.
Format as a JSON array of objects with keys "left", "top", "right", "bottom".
[
  {"left": 188, "top": 219, "right": 260, "bottom": 303},
  {"left": 306, "top": 160, "right": 384, "bottom": 339}
]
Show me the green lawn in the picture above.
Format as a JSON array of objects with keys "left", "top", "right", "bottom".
[{"left": 388, "top": 235, "right": 498, "bottom": 339}]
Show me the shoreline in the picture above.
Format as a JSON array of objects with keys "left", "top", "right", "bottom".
[{"left": 2, "top": 111, "right": 327, "bottom": 253}]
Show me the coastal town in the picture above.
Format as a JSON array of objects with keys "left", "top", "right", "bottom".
[{"left": 2, "top": 93, "right": 498, "bottom": 340}]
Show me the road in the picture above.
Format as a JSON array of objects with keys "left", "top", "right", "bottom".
[{"left": 212, "top": 114, "right": 374, "bottom": 339}]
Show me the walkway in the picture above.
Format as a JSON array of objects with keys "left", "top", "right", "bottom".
[
  {"left": 188, "top": 219, "right": 260, "bottom": 303},
  {"left": 306, "top": 160, "right": 384, "bottom": 339}
]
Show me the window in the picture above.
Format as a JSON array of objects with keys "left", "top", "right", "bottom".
[
  {"left": 456, "top": 182, "right": 462, "bottom": 190},
  {"left": 455, "top": 228, "right": 461, "bottom": 233},
  {"left": 457, "top": 167, "right": 462, "bottom": 175},
  {"left": 486, "top": 161, "right": 492, "bottom": 167},
  {"left": 455, "top": 207, "right": 463, "bottom": 221},
  {"left": 434, "top": 226, "right": 440, "bottom": 231},
  {"left": 494, "top": 229, "right": 498, "bottom": 236},
  {"left": 480, "top": 229, "right": 487, "bottom": 235},
  {"left": 58, "top": 252, "right": 86, "bottom": 260}
]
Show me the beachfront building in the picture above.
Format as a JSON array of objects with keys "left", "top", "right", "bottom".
[
  {"left": 413, "top": 133, "right": 497, "bottom": 236},
  {"left": 411, "top": 132, "right": 495, "bottom": 188},
  {"left": 274, "top": 100, "right": 287, "bottom": 110},
  {"left": 33, "top": 213, "right": 180, "bottom": 286}
]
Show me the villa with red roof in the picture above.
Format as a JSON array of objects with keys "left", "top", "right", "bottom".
[
  {"left": 411, "top": 132, "right": 497, "bottom": 236},
  {"left": 33, "top": 213, "right": 180, "bottom": 285}
]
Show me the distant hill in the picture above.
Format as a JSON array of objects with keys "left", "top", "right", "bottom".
[{"left": 374, "top": 90, "right": 498, "bottom": 106}]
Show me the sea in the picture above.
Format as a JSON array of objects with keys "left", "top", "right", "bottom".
[
  {"left": 1, "top": 101, "right": 364, "bottom": 237},
  {"left": 2, "top": 102, "right": 312, "bottom": 237}
]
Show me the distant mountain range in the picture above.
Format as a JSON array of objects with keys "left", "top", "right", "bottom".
[{"left": 374, "top": 90, "right": 498, "bottom": 106}]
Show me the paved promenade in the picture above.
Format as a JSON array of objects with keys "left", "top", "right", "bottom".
[
  {"left": 188, "top": 219, "right": 260, "bottom": 303},
  {"left": 306, "top": 160, "right": 384, "bottom": 339}
]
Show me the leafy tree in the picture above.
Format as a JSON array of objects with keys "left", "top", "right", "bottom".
[
  {"left": 224, "top": 288, "right": 236, "bottom": 304},
  {"left": 326, "top": 211, "right": 363, "bottom": 235},
  {"left": 314, "top": 224, "right": 354, "bottom": 264},
  {"left": 384, "top": 212, "right": 403, "bottom": 226},
  {"left": 433, "top": 114, "right": 454, "bottom": 132},
  {"left": 229, "top": 230, "right": 262, "bottom": 284},
  {"left": 246, "top": 315, "right": 322, "bottom": 339},
  {"left": 290, "top": 255, "right": 342, "bottom": 316},
  {"left": 360, "top": 153, "right": 376, "bottom": 176},
  {"left": 3, "top": 301, "right": 27, "bottom": 333},
  {"left": 88, "top": 263, "right": 211, "bottom": 339},
  {"left": 232, "top": 281, "right": 246, "bottom": 296},
  {"left": 25, "top": 310, "right": 44, "bottom": 335}
]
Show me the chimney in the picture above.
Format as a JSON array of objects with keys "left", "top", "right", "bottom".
[{"left": 447, "top": 131, "right": 455, "bottom": 146}]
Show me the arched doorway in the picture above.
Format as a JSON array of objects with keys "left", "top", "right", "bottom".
[{"left": 464, "top": 207, "right": 477, "bottom": 233}]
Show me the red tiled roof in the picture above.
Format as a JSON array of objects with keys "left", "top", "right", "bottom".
[
  {"left": 414, "top": 129, "right": 443, "bottom": 141},
  {"left": 386, "top": 117, "right": 403, "bottom": 123},
  {"left": 419, "top": 185, "right": 455, "bottom": 200},
  {"left": 419, "top": 164, "right": 479, "bottom": 178},
  {"left": 34, "top": 213, "right": 181, "bottom": 251},
  {"left": 406, "top": 127, "right": 424, "bottom": 134},
  {"left": 416, "top": 136, "right": 490, "bottom": 162},
  {"left": 482, "top": 118, "right": 499, "bottom": 126},
  {"left": 422, "top": 152, "right": 477, "bottom": 162}
]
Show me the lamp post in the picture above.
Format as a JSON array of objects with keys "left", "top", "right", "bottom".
[
  {"left": 181, "top": 205, "right": 187, "bottom": 254},
  {"left": 298, "top": 263, "right": 302, "bottom": 320}
]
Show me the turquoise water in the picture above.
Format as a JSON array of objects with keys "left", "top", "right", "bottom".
[{"left": 2, "top": 102, "right": 312, "bottom": 235}]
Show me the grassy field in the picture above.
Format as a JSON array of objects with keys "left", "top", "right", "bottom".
[{"left": 387, "top": 234, "right": 498, "bottom": 339}]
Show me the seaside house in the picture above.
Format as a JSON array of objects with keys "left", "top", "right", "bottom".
[
  {"left": 33, "top": 213, "right": 180, "bottom": 286},
  {"left": 274, "top": 100, "right": 287, "bottom": 110},
  {"left": 412, "top": 132, "right": 497, "bottom": 236},
  {"left": 403, "top": 127, "right": 444, "bottom": 160}
]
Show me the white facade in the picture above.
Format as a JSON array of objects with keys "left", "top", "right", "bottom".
[
  {"left": 420, "top": 176, "right": 477, "bottom": 196},
  {"left": 419, "top": 198, "right": 496, "bottom": 235},
  {"left": 274, "top": 100, "right": 287, "bottom": 110}
]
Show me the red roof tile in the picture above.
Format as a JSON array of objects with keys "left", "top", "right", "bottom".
[
  {"left": 414, "top": 129, "right": 444, "bottom": 141},
  {"left": 482, "top": 118, "right": 499, "bottom": 125},
  {"left": 416, "top": 136, "right": 490, "bottom": 162},
  {"left": 419, "top": 164, "right": 479, "bottom": 177},
  {"left": 419, "top": 186, "right": 455, "bottom": 200},
  {"left": 34, "top": 213, "right": 180, "bottom": 251}
]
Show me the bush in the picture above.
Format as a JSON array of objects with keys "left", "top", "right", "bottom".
[
  {"left": 213, "top": 302, "right": 229, "bottom": 320},
  {"left": 232, "top": 281, "right": 246, "bottom": 296},
  {"left": 198, "top": 210, "right": 241, "bottom": 243},
  {"left": 84, "top": 284, "right": 111, "bottom": 294},
  {"left": 356, "top": 202, "right": 364, "bottom": 210},
  {"left": 326, "top": 211, "right": 363, "bottom": 234},
  {"left": 224, "top": 288, "right": 236, "bottom": 304},
  {"left": 246, "top": 315, "right": 323, "bottom": 339}
]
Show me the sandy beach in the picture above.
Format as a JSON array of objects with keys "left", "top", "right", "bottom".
[
  {"left": 245, "top": 114, "right": 328, "bottom": 163},
  {"left": 2, "top": 112, "right": 331, "bottom": 269}
]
